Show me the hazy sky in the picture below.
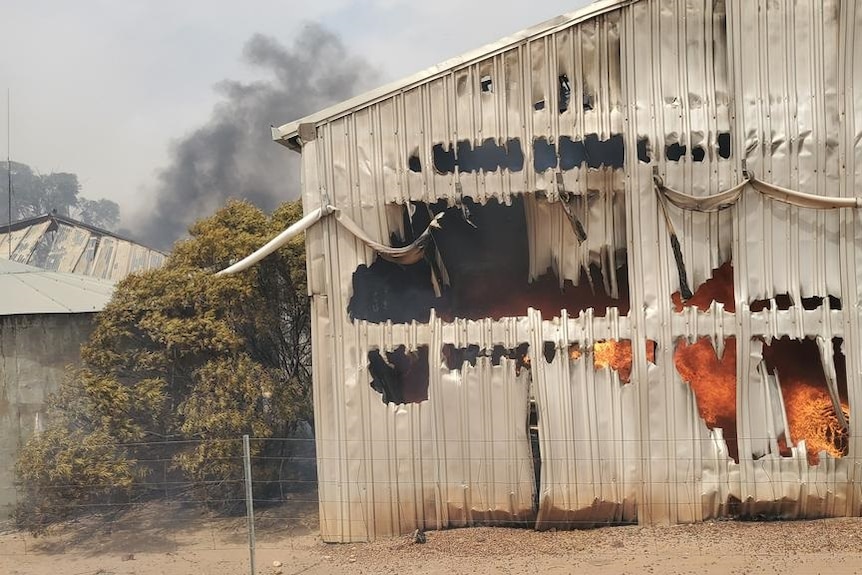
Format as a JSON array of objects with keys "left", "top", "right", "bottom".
[{"left": 1, "top": 0, "right": 589, "bottom": 228}]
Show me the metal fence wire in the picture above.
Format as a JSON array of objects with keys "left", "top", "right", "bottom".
[{"left": 2, "top": 433, "right": 860, "bottom": 574}]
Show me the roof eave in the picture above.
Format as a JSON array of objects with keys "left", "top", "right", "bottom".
[{"left": 272, "top": 0, "right": 634, "bottom": 153}]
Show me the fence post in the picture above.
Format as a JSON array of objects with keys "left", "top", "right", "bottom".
[{"left": 243, "top": 434, "right": 256, "bottom": 575}]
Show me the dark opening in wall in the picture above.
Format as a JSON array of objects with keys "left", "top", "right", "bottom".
[
  {"left": 431, "top": 139, "right": 525, "bottom": 174},
  {"left": 456, "top": 140, "right": 478, "bottom": 172},
  {"left": 534, "top": 138, "right": 557, "bottom": 172},
  {"left": 534, "top": 100, "right": 546, "bottom": 111},
  {"left": 672, "top": 261, "right": 735, "bottom": 313},
  {"left": 442, "top": 344, "right": 481, "bottom": 370},
  {"left": 584, "top": 133, "right": 624, "bottom": 169},
  {"left": 558, "top": 75, "right": 571, "bottom": 113},
  {"left": 505, "top": 265, "right": 630, "bottom": 320},
  {"left": 662, "top": 132, "right": 732, "bottom": 162},
  {"left": 533, "top": 134, "right": 625, "bottom": 171},
  {"left": 348, "top": 257, "right": 441, "bottom": 324},
  {"left": 748, "top": 292, "right": 839, "bottom": 312},
  {"left": 666, "top": 142, "right": 687, "bottom": 162},
  {"left": 833, "top": 337, "right": 848, "bottom": 398},
  {"left": 559, "top": 137, "right": 586, "bottom": 170},
  {"left": 368, "top": 345, "right": 430, "bottom": 405},
  {"left": 749, "top": 293, "right": 794, "bottom": 312},
  {"left": 799, "top": 295, "right": 843, "bottom": 311},
  {"left": 408, "top": 152, "right": 422, "bottom": 173},
  {"left": 761, "top": 337, "right": 848, "bottom": 465},
  {"left": 441, "top": 343, "right": 530, "bottom": 374},
  {"left": 637, "top": 138, "right": 651, "bottom": 164},
  {"left": 543, "top": 341, "right": 557, "bottom": 363},
  {"left": 433, "top": 144, "right": 457, "bottom": 174},
  {"left": 675, "top": 336, "right": 738, "bottom": 462},
  {"left": 717, "top": 132, "right": 732, "bottom": 159},
  {"left": 457, "top": 139, "right": 510, "bottom": 172},
  {"left": 480, "top": 75, "right": 493, "bottom": 93},
  {"left": 504, "top": 139, "right": 525, "bottom": 172},
  {"left": 349, "top": 197, "right": 630, "bottom": 323},
  {"left": 582, "top": 92, "right": 594, "bottom": 111}
]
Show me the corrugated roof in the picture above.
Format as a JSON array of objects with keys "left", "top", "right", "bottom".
[
  {"left": 0, "top": 214, "right": 166, "bottom": 282},
  {"left": 0, "top": 258, "right": 114, "bottom": 316},
  {"left": 273, "top": 0, "right": 634, "bottom": 150}
]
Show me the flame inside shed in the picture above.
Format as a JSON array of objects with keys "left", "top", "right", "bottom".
[
  {"left": 592, "top": 340, "right": 656, "bottom": 383},
  {"left": 674, "top": 337, "right": 739, "bottom": 461},
  {"left": 762, "top": 337, "right": 848, "bottom": 465},
  {"left": 671, "top": 263, "right": 848, "bottom": 465}
]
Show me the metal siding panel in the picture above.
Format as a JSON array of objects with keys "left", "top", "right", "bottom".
[
  {"left": 72, "top": 236, "right": 98, "bottom": 275},
  {"left": 57, "top": 227, "right": 92, "bottom": 273},
  {"left": 0, "top": 226, "right": 32, "bottom": 257},
  {"left": 736, "top": 0, "right": 845, "bottom": 300},
  {"left": 108, "top": 241, "right": 132, "bottom": 282},
  {"left": 376, "top": 100, "right": 400, "bottom": 205},
  {"left": 533, "top": 330, "right": 640, "bottom": 527},
  {"left": 91, "top": 236, "right": 116, "bottom": 280},
  {"left": 9, "top": 221, "right": 50, "bottom": 264}
]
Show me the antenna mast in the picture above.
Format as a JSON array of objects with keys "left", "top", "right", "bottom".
[{"left": 6, "top": 89, "right": 11, "bottom": 259}]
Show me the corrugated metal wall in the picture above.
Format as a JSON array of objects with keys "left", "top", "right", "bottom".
[{"left": 294, "top": 0, "right": 862, "bottom": 541}]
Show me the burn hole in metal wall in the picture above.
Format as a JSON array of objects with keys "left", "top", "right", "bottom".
[
  {"left": 542, "top": 340, "right": 657, "bottom": 384},
  {"left": 760, "top": 336, "right": 848, "bottom": 465},
  {"left": 675, "top": 336, "right": 739, "bottom": 461},
  {"left": 348, "top": 196, "right": 630, "bottom": 323},
  {"left": 663, "top": 133, "right": 732, "bottom": 163},
  {"left": 672, "top": 261, "right": 735, "bottom": 312},
  {"left": 368, "top": 345, "right": 430, "bottom": 405},
  {"left": 750, "top": 294, "right": 843, "bottom": 312},
  {"left": 672, "top": 262, "right": 739, "bottom": 460},
  {"left": 441, "top": 343, "right": 530, "bottom": 374}
]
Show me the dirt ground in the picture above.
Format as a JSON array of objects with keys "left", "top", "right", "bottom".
[{"left": 3, "top": 501, "right": 862, "bottom": 575}]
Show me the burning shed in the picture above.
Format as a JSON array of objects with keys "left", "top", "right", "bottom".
[{"left": 231, "top": 0, "right": 862, "bottom": 541}]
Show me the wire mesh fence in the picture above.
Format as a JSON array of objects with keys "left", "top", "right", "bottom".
[
  {"left": 1, "top": 436, "right": 320, "bottom": 562},
  {"left": 4, "top": 433, "right": 857, "bottom": 524},
  {"left": 2, "top": 432, "right": 860, "bottom": 573}
]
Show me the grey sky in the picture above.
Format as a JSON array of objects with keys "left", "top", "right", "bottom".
[{"left": 1, "top": 1, "right": 589, "bottom": 227}]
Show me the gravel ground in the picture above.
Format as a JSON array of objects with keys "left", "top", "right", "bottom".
[{"left": 2, "top": 504, "right": 862, "bottom": 575}]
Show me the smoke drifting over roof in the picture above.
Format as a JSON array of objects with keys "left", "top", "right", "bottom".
[{"left": 136, "top": 25, "right": 376, "bottom": 250}]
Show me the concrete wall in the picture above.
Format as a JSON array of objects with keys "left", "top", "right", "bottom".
[{"left": 0, "top": 313, "right": 95, "bottom": 518}]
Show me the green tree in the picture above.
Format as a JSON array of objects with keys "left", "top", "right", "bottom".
[
  {"left": 1, "top": 161, "right": 121, "bottom": 230},
  {"left": 75, "top": 198, "right": 120, "bottom": 230},
  {"left": 15, "top": 200, "right": 312, "bottom": 533}
]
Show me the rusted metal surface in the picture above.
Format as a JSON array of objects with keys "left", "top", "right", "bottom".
[
  {"left": 0, "top": 214, "right": 165, "bottom": 281},
  {"left": 269, "top": 0, "right": 862, "bottom": 541}
]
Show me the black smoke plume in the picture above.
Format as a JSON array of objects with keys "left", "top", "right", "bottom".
[{"left": 135, "top": 24, "right": 376, "bottom": 250}]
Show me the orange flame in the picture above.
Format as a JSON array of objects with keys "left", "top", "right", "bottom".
[
  {"left": 763, "top": 338, "right": 848, "bottom": 465},
  {"left": 674, "top": 337, "right": 739, "bottom": 461},
  {"left": 592, "top": 340, "right": 654, "bottom": 383}
]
